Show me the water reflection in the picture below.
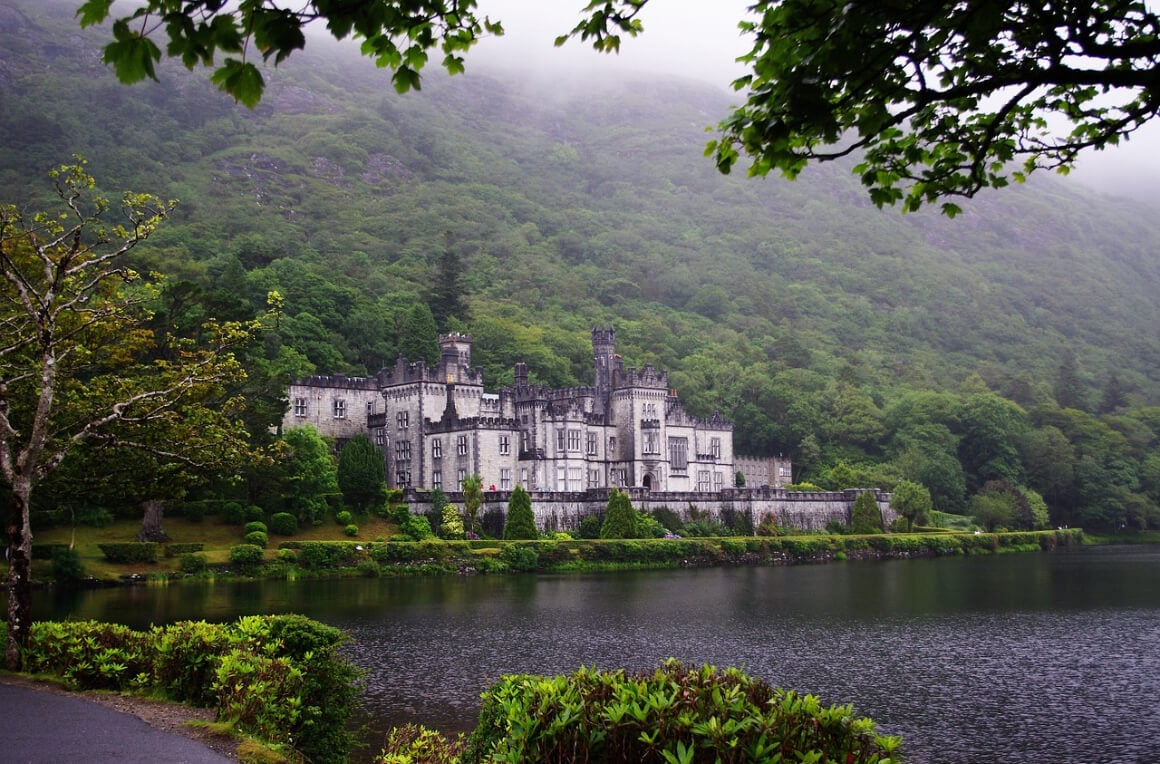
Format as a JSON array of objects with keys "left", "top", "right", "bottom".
[{"left": 31, "top": 546, "right": 1160, "bottom": 763}]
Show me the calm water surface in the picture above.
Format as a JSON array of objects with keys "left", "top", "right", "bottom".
[{"left": 39, "top": 545, "right": 1160, "bottom": 763}]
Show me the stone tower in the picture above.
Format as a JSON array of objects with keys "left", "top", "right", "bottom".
[{"left": 592, "top": 326, "right": 616, "bottom": 393}]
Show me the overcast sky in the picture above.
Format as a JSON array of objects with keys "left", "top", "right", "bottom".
[{"left": 466, "top": 1, "right": 1159, "bottom": 204}]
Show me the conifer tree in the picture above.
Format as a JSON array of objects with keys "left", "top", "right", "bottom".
[
  {"left": 337, "top": 432, "right": 387, "bottom": 515},
  {"left": 850, "top": 491, "right": 885, "bottom": 535},
  {"left": 503, "top": 485, "right": 538, "bottom": 540},
  {"left": 600, "top": 489, "right": 639, "bottom": 539},
  {"left": 398, "top": 302, "right": 439, "bottom": 366}
]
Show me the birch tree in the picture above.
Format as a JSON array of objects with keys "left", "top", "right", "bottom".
[{"left": 1, "top": 162, "right": 256, "bottom": 669}]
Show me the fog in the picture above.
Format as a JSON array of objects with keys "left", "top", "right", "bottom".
[{"left": 463, "top": 1, "right": 1159, "bottom": 207}]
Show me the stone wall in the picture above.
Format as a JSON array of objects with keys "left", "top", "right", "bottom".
[{"left": 402, "top": 486, "right": 896, "bottom": 534}]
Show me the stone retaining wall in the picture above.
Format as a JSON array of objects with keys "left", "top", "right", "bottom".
[{"left": 402, "top": 487, "right": 896, "bottom": 533}]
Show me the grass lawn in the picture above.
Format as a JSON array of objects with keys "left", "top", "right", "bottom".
[{"left": 25, "top": 513, "right": 402, "bottom": 582}]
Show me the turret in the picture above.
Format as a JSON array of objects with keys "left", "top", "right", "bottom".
[{"left": 592, "top": 326, "right": 616, "bottom": 392}]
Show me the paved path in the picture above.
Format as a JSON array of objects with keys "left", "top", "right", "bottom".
[{"left": 0, "top": 683, "right": 234, "bottom": 763}]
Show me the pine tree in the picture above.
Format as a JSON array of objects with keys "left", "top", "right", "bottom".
[
  {"left": 503, "top": 486, "right": 538, "bottom": 540},
  {"left": 600, "top": 489, "right": 639, "bottom": 539},
  {"left": 428, "top": 246, "right": 470, "bottom": 331},
  {"left": 398, "top": 302, "right": 439, "bottom": 366},
  {"left": 337, "top": 433, "right": 387, "bottom": 515},
  {"left": 850, "top": 491, "right": 884, "bottom": 534}
]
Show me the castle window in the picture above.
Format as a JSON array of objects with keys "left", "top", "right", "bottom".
[
  {"left": 608, "top": 436, "right": 616, "bottom": 455},
  {"left": 457, "top": 435, "right": 469, "bottom": 456},
  {"left": 697, "top": 470, "right": 711, "bottom": 492},
  {"left": 588, "top": 468, "right": 601, "bottom": 488},
  {"left": 457, "top": 468, "right": 467, "bottom": 490},
  {"left": 397, "top": 411, "right": 409, "bottom": 430},
  {"left": 568, "top": 429, "right": 581, "bottom": 452},
  {"left": 500, "top": 468, "right": 513, "bottom": 490},
  {"left": 374, "top": 428, "right": 386, "bottom": 446},
  {"left": 499, "top": 434, "right": 511, "bottom": 455},
  {"left": 432, "top": 438, "right": 442, "bottom": 459},
  {"left": 396, "top": 469, "right": 410, "bottom": 488},
  {"left": 432, "top": 470, "right": 442, "bottom": 490},
  {"left": 367, "top": 400, "right": 376, "bottom": 415},
  {"left": 556, "top": 429, "right": 566, "bottom": 453},
  {"left": 714, "top": 472, "right": 724, "bottom": 492},
  {"left": 586, "top": 432, "right": 598, "bottom": 455},
  {"left": 569, "top": 467, "right": 582, "bottom": 491},
  {"left": 612, "top": 468, "right": 628, "bottom": 487},
  {"left": 520, "top": 468, "right": 529, "bottom": 487},
  {"left": 521, "top": 430, "right": 530, "bottom": 452},
  {"left": 643, "top": 430, "right": 660, "bottom": 455},
  {"left": 395, "top": 440, "right": 411, "bottom": 460},
  {"left": 293, "top": 398, "right": 307, "bottom": 417},
  {"left": 710, "top": 437, "right": 721, "bottom": 459},
  {"left": 669, "top": 437, "right": 688, "bottom": 471},
  {"left": 333, "top": 399, "right": 346, "bottom": 418}
]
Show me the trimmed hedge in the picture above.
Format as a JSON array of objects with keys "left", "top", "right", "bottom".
[
  {"left": 164, "top": 543, "right": 205, "bottom": 558},
  {"left": 98, "top": 542, "right": 159, "bottom": 563}
]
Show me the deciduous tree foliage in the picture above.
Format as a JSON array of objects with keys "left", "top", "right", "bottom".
[
  {"left": 281, "top": 425, "right": 339, "bottom": 526},
  {"left": 1, "top": 162, "right": 255, "bottom": 669},
  {"left": 81, "top": 0, "right": 1160, "bottom": 212}
]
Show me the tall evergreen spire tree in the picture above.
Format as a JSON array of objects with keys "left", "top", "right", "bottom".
[
  {"left": 503, "top": 485, "right": 538, "bottom": 540},
  {"left": 397, "top": 302, "right": 439, "bottom": 366},
  {"left": 337, "top": 432, "right": 387, "bottom": 515},
  {"left": 428, "top": 245, "right": 469, "bottom": 331}
]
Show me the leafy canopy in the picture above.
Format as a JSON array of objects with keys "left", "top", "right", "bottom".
[{"left": 81, "top": 1, "right": 1160, "bottom": 212}]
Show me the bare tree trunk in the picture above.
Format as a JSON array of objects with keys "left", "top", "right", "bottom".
[
  {"left": 138, "top": 498, "right": 168, "bottom": 543},
  {"left": 5, "top": 482, "right": 33, "bottom": 671}
]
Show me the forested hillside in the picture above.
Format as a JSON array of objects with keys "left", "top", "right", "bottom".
[{"left": 4, "top": 0, "right": 1160, "bottom": 531}]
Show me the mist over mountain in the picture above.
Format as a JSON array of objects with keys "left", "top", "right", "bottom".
[{"left": 4, "top": 0, "right": 1160, "bottom": 457}]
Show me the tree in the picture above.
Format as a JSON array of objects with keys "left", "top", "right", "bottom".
[
  {"left": 890, "top": 481, "right": 932, "bottom": 532},
  {"left": 281, "top": 426, "right": 339, "bottom": 526},
  {"left": 503, "top": 485, "right": 538, "bottom": 540},
  {"left": 439, "top": 502, "right": 465, "bottom": 540},
  {"left": 600, "top": 488, "right": 639, "bottom": 539},
  {"left": 850, "top": 491, "right": 884, "bottom": 534},
  {"left": 461, "top": 473, "right": 483, "bottom": 537},
  {"left": 337, "top": 432, "right": 388, "bottom": 514},
  {"left": 83, "top": 2, "right": 1160, "bottom": 214},
  {"left": 1, "top": 162, "right": 254, "bottom": 669},
  {"left": 428, "top": 246, "right": 470, "bottom": 331},
  {"left": 398, "top": 302, "right": 439, "bottom": 366}
]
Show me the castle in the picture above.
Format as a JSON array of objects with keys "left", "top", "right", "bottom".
[{"left": 285, "top": 327, "right": 770, "bottom": 494}]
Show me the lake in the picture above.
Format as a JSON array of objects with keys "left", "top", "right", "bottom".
[{"left": 35, "top": 545, "right": 1160, "bottom": 763}]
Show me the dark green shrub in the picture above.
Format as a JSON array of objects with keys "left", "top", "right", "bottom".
[
  {"left": 343, "top": 523, "right": 359, "bottom": 537},
  {"left": 500, "top": 544, "right": 540, "bottom": 572},
  {"left": 399, "top": 512, "right": 435, "bottom": 541},
  {"left": 179, "top": 553, "right": 208, "bottom": 574},
  {"left": 462, "top": 660, "right": 901, "bottom": 764},
  {"left": 578, "top": 514, "right": 602, "bottom": 539},
  {"left": 277, "top": 548, "right": 298, "bottom": 563},
  {"left": 51, "top": 547, "right": 86, "bottom": 586},
  {"left": 98, "top": 542, "right": 159, "bottom": 563},
  {"left": 221, "top": 502, "right": 246, "bottom": 525},
  {"left": 244, "top": 530, "right": 269, "bottom": 548},
  {"left": 244, "top": 505, "right": 264, "bottom": 522},
  {"left": 269, "top": 512, "right": 298, "bottom": 536},
  {"left": 296, "top": 541, "right": 361, "bottom": 569},
  {"left": 682, "top": 519, "right": 731, "bottom": 537},
  {"left": 180, "top": 501, "right": 207, "bottom": 522},
  {"left": 357, "top": 559, "right": 380, "bottom": 577},
  {"left": 76, "top": 506, "right": 115, "bottom": 528},
  {"left": 335, "top": 509, "right": 353, "bottom": 526},
  {"left": 243, "top": 521, "right": 268, "bottom": 535},
  {"left": 32, "top": 543, "right": 70, "bottom": 560},
  {"left": 164, "top": 543, "right": 205, "bottom": 557},
  {"left": 650, "top": 506, "right": 684, "bottom": 533},
  {"left": 153, "top": 620, "right": 234, "bottom": 705},
  {"left": 826, "top": 519, "right": 852, "bottom": 535},
  {"left": 229, "top": 543, "right": 264, "bottom": 566}
]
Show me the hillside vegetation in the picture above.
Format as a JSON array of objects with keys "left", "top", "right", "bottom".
[{"left": 3, "top": 0, "right": 1160, "bottom": 531}]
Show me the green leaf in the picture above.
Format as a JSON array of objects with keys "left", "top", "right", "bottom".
[
  {"left": 76, "top": 0, "right": 114, "bottom": 28},
  {"left": 102, "top": 20, "right": 162, "bottom": 84},
  {"left": 210, "top": 59, "right": 265, "bottom": 108}
]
